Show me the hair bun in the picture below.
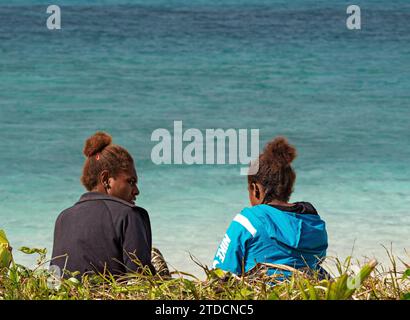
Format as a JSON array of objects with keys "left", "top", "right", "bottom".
[
  {"left": 264, "top": 136, "right": 297, "bottom": 166},
  {"left": 83, "top": 131, "right": 112, "bottom": 157}
]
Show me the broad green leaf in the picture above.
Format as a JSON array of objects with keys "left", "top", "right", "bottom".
[
  {"left": 268, "top": 290, "right": 280, "bottom": 300},
  {"left": 19, "top": 246, "right": 47, "bottom": 255},
  {"left": 402, "top": 293, "right": 410, "bottom": 300},
  {"left": 0, "top": 230, "right": 9, "bottom": 244},
  {"left": 297, "top": 281, "right": 309, "bottom": 300},
  {"left": 306, "top": 280, "right": 318, "bottom": 300},
  {"left": 67, "top": 277, "right": 80, "bottom": 286},
  {"left": 344, "top": 260, "right": 377, "bottom": 299},
  {"left": 212, "top": 268, "right": 226, "bottom": 279},
  {"left": 0, "top": 230, "right": 13, "bottom": 269},
  {"left": 240, "top": 288, "right": 253, "bottom": 298}
]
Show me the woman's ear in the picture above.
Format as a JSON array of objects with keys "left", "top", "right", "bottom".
[
  {"left": 249, "top": 182, "right": 265, "bottom": 206},
  {"left": 99, "top": 170, "right": 111, "bottom": 191},
  {"left": 249, "top": 182, "right": 261, "bottom": 200},
  {"left": 256, "top": 184, "right": 261, "bottom": 200}
]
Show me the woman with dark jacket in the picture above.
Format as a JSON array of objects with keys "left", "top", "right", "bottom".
[{"left": 51, "top": 132, "right": 156, "bottom": 276}]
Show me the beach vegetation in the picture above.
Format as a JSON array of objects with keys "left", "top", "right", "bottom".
[{"left": 0, "top": 245, "right": 409, "bottom": 300}]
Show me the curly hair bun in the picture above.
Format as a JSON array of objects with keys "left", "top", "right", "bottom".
[
  {"left": 83, "top": 131, "right": 112, "bottom": 157},
  {"left": 264, "top": 136, "right": 297, "bottom": 167}
]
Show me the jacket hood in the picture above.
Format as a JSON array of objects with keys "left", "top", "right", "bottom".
[{"left": 251, "top": 204, "right": 328, "bottom": 253}]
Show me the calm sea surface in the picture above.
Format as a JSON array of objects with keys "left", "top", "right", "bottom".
[{"left": 0, "top": 0, "right": 409, "bottom": 275}]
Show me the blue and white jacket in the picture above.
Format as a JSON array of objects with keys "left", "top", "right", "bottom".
[{"left": 212, "top": 202, "right": 328, "bottom": 276}]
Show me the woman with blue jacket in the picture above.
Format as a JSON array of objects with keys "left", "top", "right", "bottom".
[{"left": 213, "top": 137, "right": 328, "bottom": 277}]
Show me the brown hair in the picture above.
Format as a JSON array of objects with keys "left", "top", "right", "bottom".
[
  {"left": 81, "top": 132, "right": 134, "bottom": 191},
  {"left": 248, "top": 136, "right": 297, "bottom": 203}
]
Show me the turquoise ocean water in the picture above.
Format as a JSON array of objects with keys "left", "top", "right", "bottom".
[{"left": 0, "top": 0, "right": 409, "bottom": 276}]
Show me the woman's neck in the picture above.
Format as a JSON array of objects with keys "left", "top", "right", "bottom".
[
  {"left": 266, "top": 199, "right": 293, "bottom": 207},
  {"left": 92, "top": 185, "right": 108, "bottom": 195}
]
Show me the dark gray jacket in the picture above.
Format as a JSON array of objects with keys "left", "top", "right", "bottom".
[{"left": 51, "top": 192, "right": 155, "bottom": 276}]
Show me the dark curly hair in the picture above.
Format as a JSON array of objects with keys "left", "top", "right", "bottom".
[
  {"left": 81, "top": 131, "right": 134, "bottom": 191},
  {"left": 248, "top": 136, "right": 297, "bottom": 203}
]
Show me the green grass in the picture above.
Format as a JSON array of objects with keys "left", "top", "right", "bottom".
[{"left": 0, "top": 247, "right": 409, "bottom": 300}]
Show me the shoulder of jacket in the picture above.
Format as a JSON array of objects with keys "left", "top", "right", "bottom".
[
  {"left": 55, "top": 204, "right": 77, "bottom": 222},
  {"left": 238, "top": 205, "right": 282, "bottom": 237},
  {"left": 102, "top": 201, "right": 149, "bottom": 218},
  {"left": 239, "top": 205, "right": 268, "bottom": 225},
  {"left": 230, "top": 207, "right": 263, "bottom": 238}
]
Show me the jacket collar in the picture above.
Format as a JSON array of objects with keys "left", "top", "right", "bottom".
[{"left": 76, "top": 192, "right": 137, "bottom": 208}]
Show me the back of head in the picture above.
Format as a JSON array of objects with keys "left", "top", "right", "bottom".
[
  {"left": 81, "top": 132, "right": 134, "bottom": 191},
  {"left": 248, "top": 136, "right": 297, "bottom": 203}
]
